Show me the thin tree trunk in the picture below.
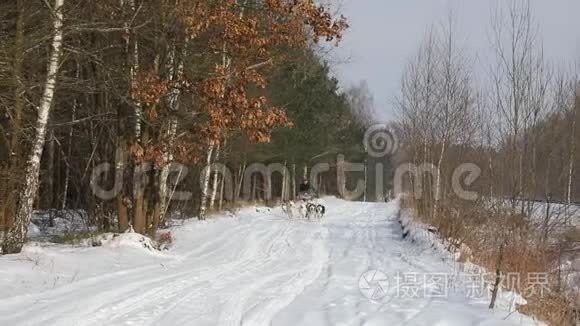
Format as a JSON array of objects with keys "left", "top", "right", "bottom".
[
  {"left": 155, "top": 160, "right": 171, "bottom": 228},
  {"left": 489, "top": 243, "right": 504, "bottom": 309},
  {"left": 218, "top": 169, "right": 225, "bottom": 211},
  {"left": 121, "top": 0, "right": 142, "bottom": 232},
  {"left": 206, "top": 37, "right": 230, "bottom": 212},
  {"left": 2, "top": 0, "right": 65, "bottom": 254},
  {"left": 209, "top": 144, "right": 221, "bottom": 210},
  {"left": 235, "top": 161, "right": 246, "bottom": 203},
  {"left": 9, "top": 0, "right": 25, "bottom": 165},
  {"left": 155, "top": 45, "right": 183, "bottom": 228},
  {"left": 292, "top": 163, "right": 296, "bottom": 200},
  {"left": 133, "top": 167, "right": 147, "bottom": 234},
  {"left": 433, "top": 138, "right": 446, "bottom": 218},
  {"left": 125, "top": 0, "right": 142, "bottom": 140},
  {"left": 159, "top": 164, "right": 185, "bottom": 225},
  {"left": 488, "top": 149, "right": 495, "bottom": 198},
  {"left": 46, "top": 130, "right": 55, "bottom": 226},
  {"left": 567, "top": 93, "right": 578, "bottom": 207},
  {"left": 115, "top": 142, "right": 130, "bottom": 232},
  {"left": 133, "top": 129, "right": 151, "bottom": 234},
  {"left": 62, "top": 63, "right": 78, "bottom": 210},
  {"left": 199, "top": 144, "right": 215, "bottom": 220},
  {"left": 281, "top": 160, "right": 287, "bottom": 201},
  {"left": 1, "top": 0, "right": 27, "bottom": 234},
  {"left": 543, "top": 196, "right": 551, "bottom": 243}
]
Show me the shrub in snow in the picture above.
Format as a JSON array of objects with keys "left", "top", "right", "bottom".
[
  {"left": 29, "top": 209, "right": 94, "bottom": 240},
  {"left": 91, "top": 232, "right": 159, "bottom": 252},
  {"left": 156, "top": 232, "right": 173, "bottom": 251},
  {"left": 70, "top": 227, "right": 162, "bottom": 253}
]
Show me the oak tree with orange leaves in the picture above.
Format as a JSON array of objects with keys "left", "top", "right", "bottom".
[{"left": 128, "top": 0, "right": 348, "bottom": 224}]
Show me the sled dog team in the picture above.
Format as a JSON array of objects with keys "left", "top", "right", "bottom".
[{"left": 281, "top": 178, "right": 326, "bottom": 220}]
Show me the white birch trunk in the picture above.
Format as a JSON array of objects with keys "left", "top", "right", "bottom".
[
  {"left": 433, "top": 138, "right": 446, "bottom": 218},
  {"left": 235, "top": 162, "right": 246, "bottom": 202},
  {"left": 131, "top": 26, "right": 142, "bottom": 139},
  {"left": 156, "top": 166, "right": 170, "bottom": 227},
  {"left": 123, "top": 0, "right": 142, "bottom": 140},
  {"left": 2, "top": 0, "right": 64, "bottom": 254},
  {"left": 199, "top": 144, "right": 215, "bottom": 220},
  {"left": 156, "top": 45, "right": 183, "bottom": 226},
  {"left": 209, "top": 144, "right": 221, "bottom": 210},
  {"left": 565, "top": 92, "right": 579, "bottom": 225},
  {"left": 218, "top": 170, "right": 225, "bottom": 211}
]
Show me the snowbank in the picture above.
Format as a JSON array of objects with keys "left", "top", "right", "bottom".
[
  {"left": 0, "top": 234, "right": 170, "bottom": 299},
  {"left": 397, "top": 207, "right": 533, "bottom": 319},
  {"left": 87, "top": 231, "right": 160, "bottom": 252}
]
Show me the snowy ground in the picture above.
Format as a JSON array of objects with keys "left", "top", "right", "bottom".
[{"left": 0, "top": 198, "right": 543, "bottom": 326}]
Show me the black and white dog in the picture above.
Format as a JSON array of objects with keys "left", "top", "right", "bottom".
[
  {"left": 316, "top": 204, "right": 326, "bottom": 217},
  {"left": 306, "top": 203, "right": 326, "bottom": 220}
]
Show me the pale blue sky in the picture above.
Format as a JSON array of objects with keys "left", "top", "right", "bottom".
[{"left": 334, "top": 0, "right": 580, "bottom": 122}]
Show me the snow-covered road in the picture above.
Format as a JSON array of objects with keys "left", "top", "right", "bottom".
[{"left": 0, "top": 198, "right": 541, "bottom": 326}]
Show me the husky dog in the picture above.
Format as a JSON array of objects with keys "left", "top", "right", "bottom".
[
  {"left": 281, "top": 200, "right": 296, "bottom": 218},
  {"left": 306, "top": 203, "right": 316, "bottom": 220},
  {"left": 316, "top": 204, "right": 326, "bottom": 217},
  {"left": 305, "top": 202, "right": 326, "bottom": 220}
]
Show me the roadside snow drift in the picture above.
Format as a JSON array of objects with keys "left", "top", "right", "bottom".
[{"left": 0, "top": 198, "right": 542, "bottom": 326}]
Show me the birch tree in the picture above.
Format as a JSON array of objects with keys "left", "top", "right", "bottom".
[
  {"left": 489, "top": 0, "right": 547, "bottom": 205},
  {"left": 432, "top": 15, "right": 475, "bottom": 216},
  {"left": 2, "top": 0, "right": 65, "bottom": 254}
]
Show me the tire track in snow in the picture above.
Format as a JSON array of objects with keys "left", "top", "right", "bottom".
[
  {"left": 84, "top": 222, "right": 280, "bottom": 325},
  {"left": 87, "top": 217, "right": 309, "bottom": 325},
  {"left": 0, "top": 217, "right": 249, "bottom": 310},
  {"left": 217, "top": 224, "right": 328, "bottom": 326},
  {"left": 0, "top": 221, "right": 257, "bottom": 326},
  {"left": 144, "top": 224, "right": 294, "bottom": 324},
  {"left": 241, "top": 227, "right": 328, "bottom": 326}
]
